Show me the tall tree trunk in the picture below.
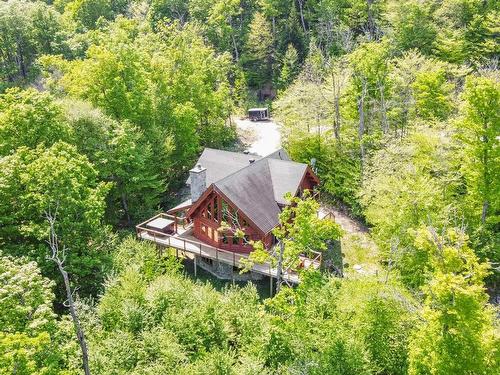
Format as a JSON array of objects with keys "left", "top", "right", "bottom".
[
  {"left": 232, "top": 34, "right": 239, "bottom": 62},
  {"left": 59, "top": 264, "right": 91, "bottom": 375},
  {"left": 297, "top": 0, "right": 307, "bottom": 33},
  {"left": 366, "top": 0, "right": 376, "bottom": 40},
  {"left": 358, "top": 79, "right": 367, "bottom": 178},
  {"left": 121, "top": 192, "right": 131, "bottom": 227},
  {"left": 332, "top": 72, "right": 341, "bottom": 143},
  {"left": 378, "top": 82, "right": 389, "bottom": 134},
  {"left": 275, "top": 241, "right": 285, "bottom": 293},
  {"left": 47, "top": 214, "right": 91, "bottom": 375},
  {"left": 481, "top": 201, "right": 489, "bottom": 223}
]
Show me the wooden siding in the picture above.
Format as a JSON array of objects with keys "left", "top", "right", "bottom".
[{"left": 189, "top": 190, "right": 269, "bottom": 253}]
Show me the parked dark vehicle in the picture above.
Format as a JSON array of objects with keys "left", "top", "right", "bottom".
[{"left": 248, "top": 107, "right": 269, "bottom": 121}]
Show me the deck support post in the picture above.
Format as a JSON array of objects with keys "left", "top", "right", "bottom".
[
  {"left": 232, "top": 252, "right": 235, "bottom": 285},
  {"left": 269, "top": 264, "right": 273, "bottom": 297},
  {"left": 194, "top": 256, "right": 197, "bottom": 277}
]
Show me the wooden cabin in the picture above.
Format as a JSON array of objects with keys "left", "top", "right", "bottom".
[
  {"left": 169, "top": 148, "right": 319, "bottom": 253},
  {"left": 248, "top": 107, "right": 269, "bottom": 121}
]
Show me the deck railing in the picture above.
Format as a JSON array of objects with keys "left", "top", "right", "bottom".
[{"left": 136, "top": 215, "right": 322, "bottom": 283}]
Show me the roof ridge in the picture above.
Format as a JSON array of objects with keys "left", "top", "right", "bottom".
[
  {"left": 266, "top": 157, "right": 308, "bottom": 167},
  {"left": 203, "top": 147, "right": 261, "bottom": 157},
  {"left": 263, "top": 158, "right": 277, "bottom": 204}
]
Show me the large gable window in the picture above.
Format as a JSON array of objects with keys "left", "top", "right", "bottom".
[
  {"left": 207, "top": 202, "right": 212, "bottom": 219},
  {"left": 213, "top": 197, "right": 219, "bottom": 222},
  {"left": 222, "top": 200, "right": 229, "bottom": 222}
]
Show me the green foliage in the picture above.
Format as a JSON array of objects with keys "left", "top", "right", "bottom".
[
  {"left": 456, "top": 75, "right": 500, "bottom": 281},
  {"left": 111, "top": 236, "right": 183, "bottom": 281},
  {"left": 74, "top": 235, "right": 423, "bottom": 374},
  {"left": 277, "top": 191, "right": 342, "bottom": 257},
  {"left": 349, "top": 39, "right": 391, "bottom": 96},
  {"left": 103, "top": 121, "right": 166, "bottom": 224},
  {"left": 80, "top": 237, "right": 269, "bottom": 373},
  {"left": 0, "top": 255, "right": 75, "bottom": 374},
  {"left": 0, "top": 88, "right": 71, "bottom": 156},
  {"left": 149, "top": 0, "right": 189, "bottom": 28},
  {"left": 266, "top": 275, "right": 416, "bottom": 374},
  {"left": 43, "top": 18, "right": 235, "bottom": 172},
  {"left": 242, "top": 11, "right": 274, "bottom": 89},
  {"left": 458, "top": 75, "right": 500, "bottom": 226},
  {"left": 0, "top": 142, "right": 112, "bottom": 297},
  {"left": 0, "top": 2, "right": 499, "bottom": 374},
  {"left": 0, "top": 255, "right": 56, "bottom": 334},
  {"left": 64, "top": 0, "right": 129, "bottom": 30},
  {"left": 408, "top": 227, "right": 499, "bottom": 374},
  {"left": 433, "top": 0, "right": 499, "bottom": 66},
  {"left": 61, "top": 99, "right": 167, "bottom": 224},
  {"left": 247, "top": 191, "right": 342, "bottom": 271},
  {"left": 391, "top": 1, "right": 436, "bottom": 55},
  {"left": 412, "top": 69, "right": 454, "bottom": 121},
  {"left": 361, "top": 127, "right": 461, "bottom": 288},
  {"left": 278, "top": 44, "right": 299, "bottom": 90},
  {"left": 0, "top": 0, "right": 68, "bottom": 89}
]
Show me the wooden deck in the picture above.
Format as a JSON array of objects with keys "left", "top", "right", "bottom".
[{"left": 136, "top": 213, "right": 322, "bottom": 285}]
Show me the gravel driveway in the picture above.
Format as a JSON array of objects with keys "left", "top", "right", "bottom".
[{"left": 234, "top": 117, "right": 281, "bottom": 156}]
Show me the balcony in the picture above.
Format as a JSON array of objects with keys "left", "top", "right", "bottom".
[{"left": 136, "top": 213, "right": 322, "bottom": 285}]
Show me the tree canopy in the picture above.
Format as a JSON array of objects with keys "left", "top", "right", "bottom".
[{"left": 0, "top": 0, "right": 498, "bottom": 373}]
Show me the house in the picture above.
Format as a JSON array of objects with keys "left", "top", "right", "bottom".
[
  {"left": 136, "top": 147, "right": 321, "bottom": 284},
  {"left": 167, "top": 148, "right": 319, "bottom": 253}
]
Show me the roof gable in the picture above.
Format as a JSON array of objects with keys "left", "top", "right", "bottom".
[
  {"left": 186, "top": 148, "right": 319, "bottom": 234},
  {"left": 214, "top": 159, "right": 281, "bottom": 234},
  {"left": 268, "top": 158, "right": 307, "bottom": 205}
]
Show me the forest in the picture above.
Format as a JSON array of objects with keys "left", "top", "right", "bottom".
[{"left": 0, "top": 0, "right": 499, "bottom": 374}]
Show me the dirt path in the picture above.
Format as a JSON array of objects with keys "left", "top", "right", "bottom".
[
  {"left": 234, "top": 117, "right": 281, "bottom": 156},
  {"left": 234, "top": 115, "right": 380, "bottom": 277},
  {"left": 321, "top": 204, "right": 381, "bottom": 277},
  {"left": 326, "top": 206, "right": 369, "bottom": 235}
]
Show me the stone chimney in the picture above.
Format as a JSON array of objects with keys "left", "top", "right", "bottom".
[{"left": 189, "top": 163, "right": 206, "bottom": 202}]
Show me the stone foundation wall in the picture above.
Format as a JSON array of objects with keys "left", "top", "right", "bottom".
[{"left": 197, "top": 256, "right": 264, "bottom": 282}]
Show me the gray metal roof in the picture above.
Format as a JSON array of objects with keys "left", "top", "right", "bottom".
[
  {"left": 187, "top": 148, "right": 310, "bottom": 234},
  {"left": 167, "top": 198, "right": 192, "bottom": 214},
  {"left": 268, "top": 158, "right": 307, "bottom": 205},
  {"left": 186, "top": 147, "right": 291, "bottom": 186},
  {"left": 186, "top": 148, "right": 261, "bottom": 186},
  {"left": 264, "top": 148, "right": 291, "bottom": 161},
  {"left": 213, "top": 157, "right": 307, "bottom": 234}
]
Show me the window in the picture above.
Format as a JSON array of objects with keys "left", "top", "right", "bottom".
[
  {"left": 207, "top": 203, "right": 212, "bottom": 219},
  {"left": 232, "top": 235, "right": 239, "bottom": 245},
  {"left": 201, "top": 225, "right": 206, "bottom": 233},
  {"left": 213, "top": 198, "right": 219, "bottom": 222},
  {"left": 242, "top": 219, "right": 248, "bottom": 227},
  {"left": 222, "top": 200, "right": 229, "bottom": 222},
  {"left": 222, "top": 234, "right": 228, "bottom": 244},
  {"left": 243, "top": 235, "right": 250, "bottom": 244}
]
